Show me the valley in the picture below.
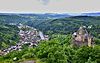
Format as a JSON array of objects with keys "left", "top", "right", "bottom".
[{"left": 0, "top": 13, "right": 100, "bottom": 63}]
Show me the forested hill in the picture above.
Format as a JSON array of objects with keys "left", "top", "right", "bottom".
[
  {"left": 0, "top": 13, "right": 69, "bottom": 24},
  {"left": 34, "top": 16, "right": 100, "bottom": 38},
  {"left": 0, "top": 23, "right": 19, "bottom": 50},
  {"left": 0, "top": 14, "right": 100, "bottom": 38},
  {"left": 0, "top": 14, "right": 100, "bottom": 63}
]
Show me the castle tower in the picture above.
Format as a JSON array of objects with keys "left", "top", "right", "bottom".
[
  {"left": 78, "top": 26, "right": 88, "bottom": 35},
  {"left": 78, "top": 27, "right": 85, "bottom": 35},
  {"left": 88, "top": 37, "right": 92, "bottom": 47},
  {"left": 88, "top": 34, "right": 94, "bottom": 47}
]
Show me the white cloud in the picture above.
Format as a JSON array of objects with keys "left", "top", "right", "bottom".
[
  {"left": 0, "top": 0, "right": 99, "bottom": 13},
  {"left": 38, "top": 0, "right": 50, "bottom": 5}
]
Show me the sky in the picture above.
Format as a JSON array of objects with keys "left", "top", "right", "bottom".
[{"left": 0, "top": 0, "right": 100, "bottom": 14}]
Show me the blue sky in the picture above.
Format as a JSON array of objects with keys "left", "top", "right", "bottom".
[{"left": 0, "top": 0, "right": 99, "bottom": 13}]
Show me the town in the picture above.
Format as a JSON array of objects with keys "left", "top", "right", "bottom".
[{"left": 0, "top": 24, "right": 49, "bottom": 55}]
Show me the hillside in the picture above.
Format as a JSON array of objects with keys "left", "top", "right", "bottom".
[
  {"left": 0, "top": 13, "right": 69, "bottom": 24},
  {"left": 33, "top": 16, "right": 100, "bottom": 38},
  {"left": 0, "top": 23, "right": 19, "bottom": 50},
  {"left": 0, "top": 14, "right": 100, "bottom": 38}
]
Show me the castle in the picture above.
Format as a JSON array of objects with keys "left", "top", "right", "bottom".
[{"left": 72, "top": 26, "right": 94, "bottom": 47}]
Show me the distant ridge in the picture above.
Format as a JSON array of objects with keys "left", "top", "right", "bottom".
[
  {"left": 0, "top": 12, "right": 100, "bottom": 18},
  {"left": 0, "top": 13, "right": 71, "bottom": 19},
  {"left": 81, "top": 12, "right": 100, "bottom": 16}
]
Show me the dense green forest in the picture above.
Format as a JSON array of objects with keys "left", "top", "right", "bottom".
[
  {"left": 0, "top": 14, "right": 100, "bottom": 38},
  {"left": 32, "top": 16, "right": 100, "bottom": 37},
  {"left": 0, "top": 23, "right": 19, "bottom": 50},
  {"left": 0, "top": 14, "right": 100, "bottom": 63},
  {"left": 0, "top": 35, "right": 100, "bottom": 63}
]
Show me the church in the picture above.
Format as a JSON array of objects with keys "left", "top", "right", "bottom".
[{"left": 72, "top": 26, "right": 94, "bottom": 47}]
